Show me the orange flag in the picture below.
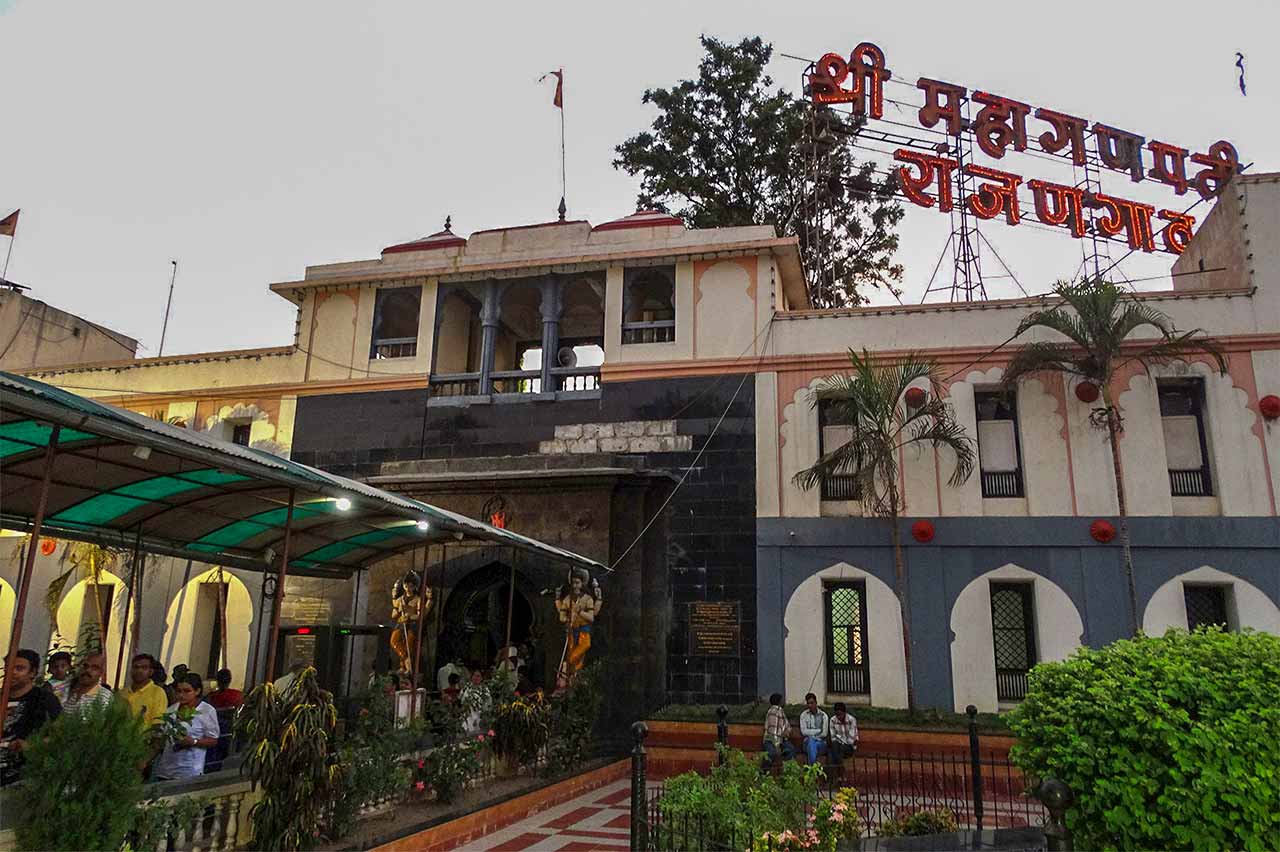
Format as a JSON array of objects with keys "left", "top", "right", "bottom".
[
  {"left": 540, "top": 70, "right": 563, "bottom": 109},
  {"left": 0, "top": 209, "right": 17, "bottom": 237}
]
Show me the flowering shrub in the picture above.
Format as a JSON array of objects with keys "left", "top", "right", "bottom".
[
  {"left": 414, "top": 731, "right": 489, "bottom": 803},
  {"left": 659, "top": 748, "right": 860, "bottom": 850},
  {"left": 761, "top": 787, "right": 863, "bottom": 851}
]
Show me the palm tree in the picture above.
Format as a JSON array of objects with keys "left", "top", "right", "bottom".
[
  {"left": 1001, "top": 279, "right": 1225, "bottom": 634},
  {"left": 794, "top": 349, "right": 975, "bottom": 709}
]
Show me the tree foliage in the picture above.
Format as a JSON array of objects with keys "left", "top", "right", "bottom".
[
  {"left": 1002, "top": 278, "right": 1225, "bottom": 632},
  {"left": 614, "top": 35, "right": 903, "bottom": 307},
  {"left": 1009, "top": 629, "right": 1280, "bottom": 850},
  {"left": 792, "top": 350, "right": 974, "bottom": 709},
  {"left": 15, "top": 699, "right": 149, "bottom": 852}
]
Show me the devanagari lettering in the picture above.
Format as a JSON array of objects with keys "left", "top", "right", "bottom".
[
  {"left": 1094, "top": 124, "right": 1147, "bottom": 182},
  {"left": 966, "top": 164, "right": 1022, "bottom": 225},
  {"left": 1035, "top": 108, "right": 1088, "bottom": 165},
  {"left": 895, "top": 149, "right": 957, "bottom": 211},
  {"left": 1158, "top": 210, "right": 1196, "bottom": 254},
  {"left": 1190, "top": 141, "right": 1240, "bottom": 200},
  {"left": 917, "top": 78, "right": 967, "bottom": 136},
  {"left": 1091, "top": 193, "right": 1157, "bottom": 252},
  {"left": 1029, "top": 179, "right": 1087, "bottom": 237},
  {"left": 1148, "top": 141, "right": 1190, "bottom": 195},
  {"left": 972, "top": 92, "right": 1031, "bottom": 159}
]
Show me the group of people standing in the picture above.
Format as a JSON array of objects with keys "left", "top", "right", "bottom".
[
  {"left": 0, "top": 647, "right": 244, "bottom": 787},
  {"left": 762, "top": 692, "right": 859, "bottom": 770}
]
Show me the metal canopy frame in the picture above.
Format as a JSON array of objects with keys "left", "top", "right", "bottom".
[{"left": 0, "top": 370, "right": 606, "bottom": 718}]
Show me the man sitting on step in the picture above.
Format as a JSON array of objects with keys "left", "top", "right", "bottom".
[{"left": 829, "top": 701, "right": 859, "bottom": 763}]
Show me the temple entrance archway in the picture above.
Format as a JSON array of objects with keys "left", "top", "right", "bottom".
[{"left": 437, "top": 561, "right": 542, "bottom": 677}]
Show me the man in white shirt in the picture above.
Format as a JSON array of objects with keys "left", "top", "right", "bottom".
[
  {"left": 436, "top": 659, "right": 465, "bottom": 692},
  {"left": 798, "top": 692, "right": 829, "bottom": 765},
  {"left": 829, "top": 701, "right": 859, "bottom": 762}
]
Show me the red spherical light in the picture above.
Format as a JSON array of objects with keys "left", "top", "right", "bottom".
[
  {"left": 911, "top": 520, "right": 935, "bottom": 543},
  {"left": 1260, "top": 394, "right": 1280, "bottom": 420},
  {"left": 904, "top": 387, "right": 927, "bottom": 408},
  {"left": 1075, "top": 381, "right": 1100, "bottom": 403},
  {"left": 1089, "top": 519, "right": 1116, "bottom": 543}
]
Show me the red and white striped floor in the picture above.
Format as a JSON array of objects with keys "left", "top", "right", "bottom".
[{"left": 471, "top": 779, "right": 633, "bottom": 851}]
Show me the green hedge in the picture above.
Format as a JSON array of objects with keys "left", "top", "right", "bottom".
[
  {"left": 1009, "top": 628, "right": 1280, "bottom": 851},
  {"left": 650, "top": 702, "right": 1009, "bottom": 734}
]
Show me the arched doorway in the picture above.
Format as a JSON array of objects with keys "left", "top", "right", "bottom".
[{"left": 437, "top": 562, "right": 539, "bottom": 674}]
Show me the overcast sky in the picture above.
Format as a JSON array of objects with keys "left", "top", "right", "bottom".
[{"left": 1, "top": 1, "right": 1274, "bottom": 356}]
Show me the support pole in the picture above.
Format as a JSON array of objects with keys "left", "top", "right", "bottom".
[
  {"left": 263, "top": 489, "right": 295, "bottom": 684},
  {"left": 0, "top": 425, "right": 59, "bottom": 729},
  {"left": 967, "top": 705, "right": 985, "bottom": 836},
  {"left": 131, "top": 550, "right": 146, "bottom": 661},
  {"left": 409, "top": 547, "right": 429, "bottom": 721},
  {"left": 629, "top": 721, "right": 648, "bottom": 852},
  {"left": 504, "top": 548, "right": 516, "bottom": 658},
  {"left": 247, "top": 579, "right": 266, "bottom": 691},
  {"left": 113, "top": 526, "right": 144, "bottom": 691},
  {"left": 431, "top": 544, "right": 446, "bottom": 687},
  {"left": 217, "top": 567, "right": 229, "bottom": 673}
]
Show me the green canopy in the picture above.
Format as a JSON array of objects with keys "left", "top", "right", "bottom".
[{"left": 0, "top": 371, "right": 606, "bottom": 577}]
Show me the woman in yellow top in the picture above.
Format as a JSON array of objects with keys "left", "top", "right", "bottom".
[{"left": 390, "top": 572, "right": 431, "bottom": 675}]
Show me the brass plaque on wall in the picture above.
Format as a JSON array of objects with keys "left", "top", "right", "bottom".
[{"left": 689, "top": 601, "right": 740, "bottom": 656}]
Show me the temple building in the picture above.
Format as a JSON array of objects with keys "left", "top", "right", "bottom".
[{"left": 5, "top": 172, "right": 1280, "bottom": 714}]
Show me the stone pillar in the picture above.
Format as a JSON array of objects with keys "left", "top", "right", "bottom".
[
  {"left": 478, "top": 280, "right": 501, "bottom": 394},
  {"left": 539, "top": 277, "right": 564, "bottom": 393}
]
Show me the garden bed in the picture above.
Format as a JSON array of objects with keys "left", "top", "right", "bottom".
[
  {"left": 650, "top": 702, "right": 1010, "bottom": 734},
  {"left": 325, "top": 755, "right": 623, "bottom": 851}
]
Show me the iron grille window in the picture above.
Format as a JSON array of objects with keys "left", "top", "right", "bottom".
[
  {"left": 975, "top": 391, "right": 1024, "bottom": 498},
  {"left": 1184, "top": 584, "right": 1229, "bottom": 631},
  {"left": 823, "top": 581, "right": 870, "bottom": 695},
  {"left": 1158, "top": 380, "right": 1213, "bottom": 497},
  {"left": 990, "top": 582, "right": 1036, "bottom": 702},
  {"left": 818, "top": 398, "right": 861, "bottom": 500},
  {"left": 231, "top": 423, "right": 252, "bottom": 446}
]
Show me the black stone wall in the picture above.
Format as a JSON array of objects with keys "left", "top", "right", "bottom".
[{"left": 291, "top": 375, "right": 758, "bottom": 705}]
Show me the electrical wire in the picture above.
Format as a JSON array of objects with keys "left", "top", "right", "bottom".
[{"left": 608, "top": 365, "right": 755, "bottom": 573}]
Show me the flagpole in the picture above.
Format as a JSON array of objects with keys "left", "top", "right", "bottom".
[
  {"left": 158, "top": 260, "right": 177, "bottom": 357},
  {"left": 559, "top": 69, "right": 567, "bottom": 213},
  {"left": 1, "top": 236, "right": 13, "bottom": 282},
  {"left": 0, "top": 209, "right": 18, "bottom": 281}
]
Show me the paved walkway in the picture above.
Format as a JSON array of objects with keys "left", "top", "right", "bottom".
[{"left": 469, "top": 779, "right": 632, "bottom": 851}]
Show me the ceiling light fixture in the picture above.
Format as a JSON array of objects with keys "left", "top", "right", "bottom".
[
  {"left": 335, "top": 497, "right": 352, "bottom": 511},
  {"left": 416, "top": 520, "right": 430, "bottom": 531}
]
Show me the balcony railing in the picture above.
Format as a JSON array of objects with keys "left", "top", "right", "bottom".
[
  {"left": 429, "top": 373, "right": 481, "bottom": 397},
  {"left": 821, "top": 474, "right": 861, "bottom": 501},
  {"left": 981, "top": 469, "right": 1024, "bottom": 498},
  {"left": 491, "top": 370, "right": 542, "bottom": 394},
  {"left": 371, "top": 336, "right": 417, "bottom": 360},
  {"left": 622, "top": 320, "right": 675, "bottom": 345},
  {"left": 1169, "top": 468, "right": 1212, "bottom": 497},
  {"left": 553, "top": 366, "right": 600, "bottom": 392},
  {"left": 430, "top": 367, "right": 600, "bottom": 398}
]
